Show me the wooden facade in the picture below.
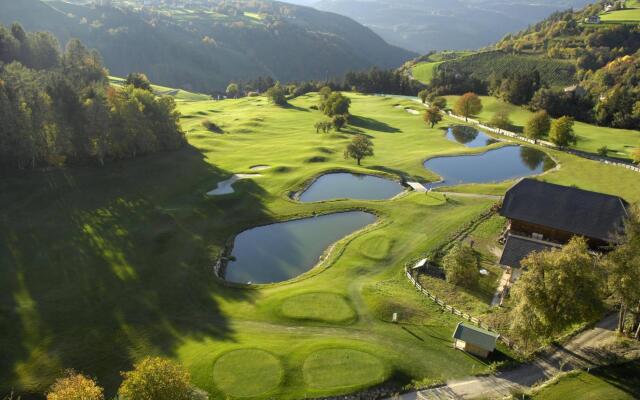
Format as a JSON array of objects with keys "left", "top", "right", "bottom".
[{"left": 509, "top": 219, "right": 609, "bottom": 249}]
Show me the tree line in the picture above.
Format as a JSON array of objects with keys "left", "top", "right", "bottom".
[{"left": 0, "top": 23, "right": 184, "bottom": 170}]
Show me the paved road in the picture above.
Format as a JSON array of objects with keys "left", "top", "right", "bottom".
[{"left": 391, "top": 313, "right": 619, "bottom": 400}]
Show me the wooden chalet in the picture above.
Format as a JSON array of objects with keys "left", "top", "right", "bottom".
[{"left": 499, "top": 179, "right": 629, "bottom": 268}]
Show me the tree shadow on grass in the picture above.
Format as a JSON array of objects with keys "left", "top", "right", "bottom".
[
  {"left": 349, "top": 115, "right": 401, "bottom": 133},
  {"left": 283, "top": 103, "right": 309, "bottom": 112},
  {"left": 0, "top": 145, "right": 270, "bottom": 397}
]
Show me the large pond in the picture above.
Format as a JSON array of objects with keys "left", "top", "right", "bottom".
[
  {"left": 225, "top": 211, "right": 376, "bottom": 284},
  {"left": 298, "top": 173, "right": 404, "bottom": 202},
  {"left": 445, "top": 126, "right": 498, "bottom": 148},
  {"left": 424, "top": 146, "right": 555, "bottom": 188}
]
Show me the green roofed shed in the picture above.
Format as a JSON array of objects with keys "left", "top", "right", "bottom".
[{"left": 452, "top": 322, "right": 499, "bottom": 358}]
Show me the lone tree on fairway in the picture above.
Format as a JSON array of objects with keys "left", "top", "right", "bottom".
[
  {"left": 125, "top": 73, "right": 152, "bottom": 91},
  {"left": 314, "top": 120, "right": 332, "bottom": 133},
  {"left": 418, "top": 89, "right": 429, "bottom": 104},
  {"left": 489, "top": 109, "right": 512, "bottom": 130},
  {"left": 524, "top": 110, "right": 551, "bottom": 142},
  {"left": 442, "top": 243, "right": 479, "bottom": 288},
  {"left": 332, "top": 114, "right": 348, "bottom": 131},
  {"left": 321, "top": 92, "right": 351, "bottom": 117},
  {"left": 432, "top": 96, "right": 447, "bottom": 109},
  {"left": 118, "top": 357, "right": 199, "bottom": 400},
  {"left": 266, "top": 83, "right": 287, "bottom": 106},
  {"left": 510, "top": 237, "right": 604, "bottom": 351},
  {"left": 454, "top": 92, "right": 482, "bottom": 121},
  {"left": 226, "top": 83, "right": 239, "bottom": 98},
  {"left": 423, "top": 106, "right": 442, "bottom": 128},
  {"left": 47, "top": 372, "right": 104, "bottom": 400},
  {"left": 549, "top": 116, "right": 577, "bottom": 148},
  {"left": 344, "top": 135, "right": 374, "bottom": 165},
  {"left": 605, "top": 206, "right": 640, "bottom": 336}
]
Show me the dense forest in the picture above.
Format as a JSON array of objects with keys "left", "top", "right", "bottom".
[
  {"left": 0, "top": 23, "right": 184, "bottom": 170},
  {"left": 421, "top": 4, "right": 640, "bottom": 129}
]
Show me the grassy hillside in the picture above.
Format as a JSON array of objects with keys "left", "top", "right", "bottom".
[
  {"left": 601, "top": 0, "right": 640, "bottom": 23},
  {"left": 443, "top": 95, "right": 640, "bottom": 160},
  {"left": 0, "top": 0, "right": 414, "bottom": 92},
  {"left": 2, "top": 89, "right": 640, "bottom": 398}
]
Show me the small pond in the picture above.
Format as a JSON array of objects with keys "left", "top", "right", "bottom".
[
  {"left": 424, "top": 146, "right": 555, "bottom": 188},
  {"left": 225, "top": 211, "right": 376, "bottom": 284},
  {"left": 298, "top": 173, "right": 404, "bottom": 202},
  {"left": 445, "top": 126, "right": 499, "bottom": 148}
]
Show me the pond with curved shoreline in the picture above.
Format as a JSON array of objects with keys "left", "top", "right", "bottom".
[
  {"left": 298, "top": 173, "right": 404, "bottom": 202},
  {"left": 225, "top": 211, "right": 377, "bottom": 284},
  {"left": 424, "top": 145, "right": 555, "bottom": 188},
  {"left": 445, "top": 126, "right": 499, "bottom": 148}
]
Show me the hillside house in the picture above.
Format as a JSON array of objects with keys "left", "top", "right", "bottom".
[
  {"left": 452, "top": 323, "right": 499, "bottom": 358},
  {"left": 499, "top": 179, "right": 629, "bottom": 268},
  {"left": 564, "top": 84, "right": 587, "bottom": 97},
  {"left": 585, "top": 15, "right": 602, "bottom": 24}
]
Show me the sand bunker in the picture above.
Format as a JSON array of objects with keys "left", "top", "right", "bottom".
[
  {"left": 405, "top": 108, "right": 420, "bottom": 115},
  {"left": 250, "top": 165, "right": 271, "bottom": 171},
  {"left": 207, "top": 174, "right": 261, "bottom": 196}
]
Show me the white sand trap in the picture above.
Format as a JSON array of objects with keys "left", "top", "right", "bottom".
[
  {"left": 207, "top": 174, "right": 261, "bottom": 196},
  {"left": 405, "top": 108, "right": 420, "bottom": 115},
  {"left": 250, "top": 165, "right": 271, "bottom": 171}
]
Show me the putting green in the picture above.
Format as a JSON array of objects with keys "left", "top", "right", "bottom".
[
  {"left": 280, "top": 293, "right": 356, "bottom": 323},
  {"left": 213, "top": 349, "right": 283, "bottom": 397},
  {"left": 303, "top": 348, "right": 386, "bottom": 390},
  {"left": 358, "top": 234, "right": 394, "bottom": 260}
]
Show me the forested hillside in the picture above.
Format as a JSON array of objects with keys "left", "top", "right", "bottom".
[
  {"left": 414, "top": 3, "right": 640, "bottom": 130},
  {"left": 0, "top": 0, "right": 414, "bottom": 93},
  {"left": 0, "top": 23, "right": 184, "bottom": 169}
]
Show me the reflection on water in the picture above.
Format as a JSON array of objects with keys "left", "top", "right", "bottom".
[
  {"left": 299, "top": 173, "right": 404, "bottom": 202},
  {"left": 446, "top": 126, "right": 498, "bottom": 148},
  {"left": 424, "top": 146, "right": 555, "bottom": 188},
  {"left": 225, "top": 212, "right": 376, "bottom": 284}
]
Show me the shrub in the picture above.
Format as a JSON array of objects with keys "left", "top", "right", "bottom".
[
  {"left": 597, "top": 146, "right": 609, "bottom": 157},
  {"left": 118, "top": 357, "right": 200, "bottom": 400},
  {"left": 332, "top": 114, "right": 348, "bottom": 131},
  {"left": 47, "top": 372, "right": 104, "bottom": 400},
  {"left": 442, "top": 243, "right": 479, "bottom": 288}
]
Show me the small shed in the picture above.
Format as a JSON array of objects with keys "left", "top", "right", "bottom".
[{"left": 452, "top": 323, "right": 499, "bottom": 358}]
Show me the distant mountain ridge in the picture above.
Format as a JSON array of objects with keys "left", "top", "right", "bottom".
[
  {"left": 0, "top": 0, "right": 415, "bottom": 92},
  {"left": 285, "top": 0, "right": 594, "bottom": 53}
]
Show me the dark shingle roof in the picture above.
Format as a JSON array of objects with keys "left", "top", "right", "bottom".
[
  {"left": 452, "top": 323, "right": 498, "bottom": 351},
  {"left": 500, "top": 179, "right": 628, "bottom": 242},
  {"left": 499, "top": 235, "right": 559, "bottom": 268}
]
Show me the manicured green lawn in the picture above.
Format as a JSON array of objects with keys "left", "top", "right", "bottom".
[
  {"left": 444, "top": 95, "right": 640, "bottom": 160},
  {"left": 601, "top": 1, "right": 640, "bottom": 23},
  {"left": 1, "top": 91, "right": 639, "bottom": 399},
  {"left": 532, "top": 361, "right": 640, "bottom": 399},
  {"left": 412, "top": 61, "right": 444, "bottom": 84}
]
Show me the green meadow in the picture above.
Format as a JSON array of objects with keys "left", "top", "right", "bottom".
[
  {"left": 601, "top": 0, "right": 640, "bottom": 23},
  {"left": 2, "top": 91, "right": 639, "bottom": 399},
  {"left": 444, "top": 95, "right": 640, "bottom": 161},
  {"left": 411, "top": 61, "right": 444, "bottom": 84}
]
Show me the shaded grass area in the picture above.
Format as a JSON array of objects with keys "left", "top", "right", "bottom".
[
  {"left": 532, "top": 361, "right": 640, "bottom": 399},
  {"left": 1, "top": 91, "right": 638, "bottom": 399}
]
